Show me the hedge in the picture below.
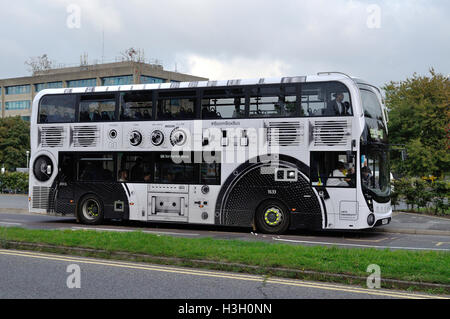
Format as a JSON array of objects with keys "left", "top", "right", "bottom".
[
  {"left": 391, "top": 177, "right": 449, "bottom": 216},
  {"left": 0, "top": 172, "right": 29, "bottom": 194}
]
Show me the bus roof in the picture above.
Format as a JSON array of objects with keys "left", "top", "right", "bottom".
[{"left": 34, "top": 73, "right": 374, "bottom": 97}]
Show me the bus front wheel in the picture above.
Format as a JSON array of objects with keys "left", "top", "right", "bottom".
[
  {"left": 78, "top": 195, "right": 104, "bottom": 225},
  {"left": 255, "top": 200, "right": 290, "bottom": 234}
]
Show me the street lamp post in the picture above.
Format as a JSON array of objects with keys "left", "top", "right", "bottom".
[{"left": 26, "top": 151, "right": 30, "bottom": 170}]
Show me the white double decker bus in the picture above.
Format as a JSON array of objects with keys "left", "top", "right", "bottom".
[{"left": 29, "top": 72, "right": 392, "bottom": 234}]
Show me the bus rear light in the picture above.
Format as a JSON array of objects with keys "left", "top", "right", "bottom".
[
  {"left": 130, "top": 202, "right": 135, "bottom": 206},
  {"left": 28, "top": 197, "right": 31, "bottom": 202}
]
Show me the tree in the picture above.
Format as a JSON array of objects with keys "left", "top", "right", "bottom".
[
  {"left": 120, "top": 48, "right": 145, "bottom": 63},
  {"left": 0, "top": 117, "right": 30, "bottom": 171},
  {"left": 384, "top": 69, "right": 450, "bottom": 177},
  {"left": 25, "top": 54, "right": 53, "bottom": 75}
]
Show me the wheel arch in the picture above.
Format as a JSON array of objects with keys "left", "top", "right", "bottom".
[{"left": 215, "top": 154, "right": 326, "bottom": 230}]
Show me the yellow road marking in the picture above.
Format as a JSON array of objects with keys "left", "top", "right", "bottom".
[
  {"left": 0, "top": 249, "right": 447, "bottom": 299},
  {"left": 435, "top": 242, "right": 450, "bottom": 247}
]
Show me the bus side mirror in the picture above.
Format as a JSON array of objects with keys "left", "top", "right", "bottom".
[{"left": 346, "top": 151, "right": 355, "bottom": 164}]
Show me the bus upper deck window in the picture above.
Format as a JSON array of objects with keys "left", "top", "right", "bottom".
[
  {"left": 157, "top": 98, "right": 195, "bottom": 120},
  {"left": 301, "top": 82, "right": 352, "bottom": 117},
  {"left": 39, "top": 95, "right": 77, "bottom": 124},
  {"left": 248, "top": 85, "right": 299, "bottom": 118},
  {"left": 79, "top": 94, "right": 116, "bottom": 122},
  {"left": 202, "top": 88, "right": 245, "bottom": 119},
  {"left": 120, "top": 92, "right": 153, "bottom": 121},
  {"left": 156, "top": 90, "right": 197, "bottom": 121}
]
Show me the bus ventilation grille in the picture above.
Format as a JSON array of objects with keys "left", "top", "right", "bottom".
[
  {"left": 32, "top": 187, "right": 50, "bottom": 210},
  {"left": 72, "top": 126, "right": 100, "bottom": 147},
  {"left": 266, "top": 122, "right": 304, "bottom": 146},
  {"left": 312, "top": 120, "right": 351, "bottom": 147},
  {"left": 39, "top": 127, "right": 65, "bottom": 148}
]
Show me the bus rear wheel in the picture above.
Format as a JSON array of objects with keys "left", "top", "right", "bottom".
[
  {"left": 78, "top": 195, "right": 104, "bottom": 225},
  {"left": 255, "top": 200, "right": 290, "bottom": 234}
]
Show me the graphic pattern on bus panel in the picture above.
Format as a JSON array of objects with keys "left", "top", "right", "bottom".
[
  {"left": 53, "top": 180, "right": 130, "bottom": 219},
  {"left": 215, "top": 159, "right": 323, "bottom": 229}
]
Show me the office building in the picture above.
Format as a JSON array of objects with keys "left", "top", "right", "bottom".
[{"left": 0, "top": 61, "right": 207, "bottom": 120}]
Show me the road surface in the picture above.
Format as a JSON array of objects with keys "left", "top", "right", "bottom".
[{"left": 0, "top": 249, "right": 446, "bottom": 299}]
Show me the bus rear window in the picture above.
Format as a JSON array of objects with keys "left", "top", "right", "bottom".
[{"left": 39, "top": 95, "right": 77, "bottom": 124}]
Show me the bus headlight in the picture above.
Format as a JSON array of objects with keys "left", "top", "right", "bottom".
[{"left": 367, "top": 214, "right": 376, "bottom": 226}]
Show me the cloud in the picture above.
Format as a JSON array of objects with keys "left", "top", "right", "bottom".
[
  {"left": 181, "top": 54, "right": 291, "bottom": 80},
  {"left": 43, "top": 0, "right": 123, "bottom": 33},
  {"left": 0, "top": 0, "right": 448, "bottom": 87}
]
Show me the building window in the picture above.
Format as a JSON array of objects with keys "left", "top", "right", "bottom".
[
  {"left": 102, "top": 75, "right": 134, "bottom": 86},
  {"left": 79, "top": 94, "right": 116, "bottom": 122},
  {"left": 141, "top": 76, "right": 165, "bottom": 84},
  {"left": 67, "top": 79, "right": 97, "bottom": 88},
  {"left": 35, "top": 82, "right": 63, "bottom": 92},
  {"left": 39, "top": 95, "right": 77, "bottom": 123},
  {"left": 5, "top": 85, "right": 31, "bottom": 95},
  {"left": 5, "top": 100, "right": 31, "bottom": 110},
  {"left": 21, "top": 116, "right": 31, "bottom": 122}
]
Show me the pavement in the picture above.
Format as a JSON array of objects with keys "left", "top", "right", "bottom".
[
  {"left": 376, "top": 212, "right": 450, "bottom": 236},
  {"left": 0, "top": 194, "right": 449, "bottom": 236}
]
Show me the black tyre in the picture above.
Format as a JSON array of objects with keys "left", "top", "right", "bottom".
[
  {"left": 255, "top": 200, "right": 290, "bottom": 234},
  {"left": 78, "top": 195, "right": 104, "bottom": 225}
]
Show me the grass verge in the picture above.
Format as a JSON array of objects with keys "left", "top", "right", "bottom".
[{"left": 1, "top": 227, "right": 449, "bottom": 294}]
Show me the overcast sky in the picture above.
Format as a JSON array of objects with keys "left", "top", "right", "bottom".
[{"left": 0, "top": 0, "right": 448, "bottom": 87}]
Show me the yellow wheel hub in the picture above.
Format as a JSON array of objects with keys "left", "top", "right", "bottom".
[{"left": 264, "top": 208, "right": 282, "bottom": 227}]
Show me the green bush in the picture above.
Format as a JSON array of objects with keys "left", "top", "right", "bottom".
[
  {"left": 392, "top": 177, "right": 449, "bottom": 215},
  {"left": 431, "top": 180, "right": 450, "bottom": 216},
  {"left": 392, "top": 178, "right": 411, "bottom": 209},
  {"left": 0, "top": 172, "right": 29, "bottom": 194}
]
